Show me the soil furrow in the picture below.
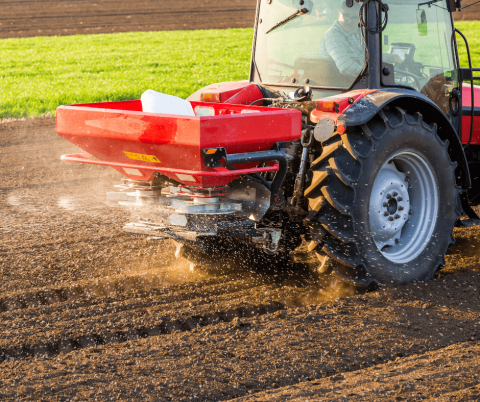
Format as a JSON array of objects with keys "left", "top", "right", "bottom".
[
  {"left": 0, "top": 284, "right": 297, "bottom": 348},
  {"left": 433, "top": 384, "right": 480, "bottom": 401},
  {"left": 1, "top": 273, "right": 479, "bottom": 401},
  {"left": 0, "top": 299, "right": 285, "bottom": 364},
  {"left": 0, "top": 276, "right": 261, "bottom": 314},
  {"left": 234, "top": 341, "right": 480, "bottom": 401}
]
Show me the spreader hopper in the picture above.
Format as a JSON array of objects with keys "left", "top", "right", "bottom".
[{"left": 57, "top": 100, "right": 302, "bottom": 187}]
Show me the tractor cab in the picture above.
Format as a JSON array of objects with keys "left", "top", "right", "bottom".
[
  {"left": 251, "top": 0, "right": 460, "bottom": 118},
  {"left": 252, "top": 0, "right": 365, "bottom": 91}
]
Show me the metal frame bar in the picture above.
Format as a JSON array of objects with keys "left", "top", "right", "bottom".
[
  {"left": 471, "top": 68, "right": 480, "bottom": 80},
  {"left": 61, "top": 153, "right": 279, "bottom": 177}
]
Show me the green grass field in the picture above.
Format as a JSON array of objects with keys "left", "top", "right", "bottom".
[
  {"left": 0, "top": 22, "right": 478, "bottom": 119},
  {"left": 0, "top": 29, "right": 253, "bottom": 119},
  {"left": 454, "top": 21, "right": 480, "bottom": 70}
]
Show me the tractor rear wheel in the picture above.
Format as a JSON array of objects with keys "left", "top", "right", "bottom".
[{"left": 305, "top": 107, "right": 461, "bottom": 287}]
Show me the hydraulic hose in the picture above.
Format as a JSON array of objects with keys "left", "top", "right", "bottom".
[{"left": 455, "top": 28, "right": 474, "bottom": 150}]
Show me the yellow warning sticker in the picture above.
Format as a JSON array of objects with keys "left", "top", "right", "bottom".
[{"left": 124, "top": 152, "right": 161, "bottom": 163}]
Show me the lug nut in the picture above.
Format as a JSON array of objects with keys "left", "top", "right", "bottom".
[
  {"left": 386, "top": 193, "right": 392, "bottom": 199},
  {"left": 393, "top": 192, "right": 398, "bottom": 197},
  {"left": 395, "top": 238, "right": 400, "bottom": 244},
  {"left": 394, "top": 214, "right": 400, "bottom": 220},
  {"left": 383, "top": 202, "right": 388, "bottom": 207},
  {"left": 409, "top": 209, "right": 413, "bottom": 215},
  {"left": 384, "top": 212, "right": 389, "bottom": 217},
  {"left": 397, "top": 196, "right": 403, "bottom": 202},
  {"left": 404, "top": 176, "right": 409, "bottom": 182},
  {"left": 388, "top": 217, "right": 394, "bottom": 222},
  {"left": 398, "top": 206, "right": 404, "bottom": 211}
]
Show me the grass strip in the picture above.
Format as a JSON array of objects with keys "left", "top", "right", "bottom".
[{"left": 0, "top": 29, "right": 253, "bottom": 119}]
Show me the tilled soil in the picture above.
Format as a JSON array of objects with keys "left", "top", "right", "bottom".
[
  {"left": 0, "top": 0, "right": 257, "bottom": 39},
  {"left": 1, "top": 118, "right": 480, "bottom": 401}
]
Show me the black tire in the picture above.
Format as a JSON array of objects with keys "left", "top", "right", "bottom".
[{"left": 305, "top": 107, "right": 461, "bottom": 287}]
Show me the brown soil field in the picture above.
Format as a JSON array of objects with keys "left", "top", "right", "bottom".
[
  {"left": 0, "top": 0, "right": 478, "bottom": 40},
  {"left": 0, "top": 118, "right": 480, "bottom": 400},
  {"left": 0, "top": 0, "right": 258, "bottom": 39},
  {"left": 455, "top": 0, "right": 480, "bottom": 20}
]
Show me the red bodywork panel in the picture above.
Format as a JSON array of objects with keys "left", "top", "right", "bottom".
[
  {"left": 57, "top": 100, "right": 301, "bottom": 187},
  {"left": 310, "top": 89, "right": 378, "bottom": 124},
  {"left": 311, "top": 86, "right": 480, "bottom": 146},
  {"left": 461, "top": 84, "right": 480, "bottom": 145},
  {"left": 200, "top": 82, "right": 263, "bottom": 105}
]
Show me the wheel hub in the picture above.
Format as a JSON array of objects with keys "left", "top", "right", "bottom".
[
  {"left": 369, "top": 152, "right": 439, "bottom": 264},
  {"left": 386, "top": 197, "right": 398, "bottom": 215},
  {"left": 370, "top": 162, "right": 410, "bottom": 248}
]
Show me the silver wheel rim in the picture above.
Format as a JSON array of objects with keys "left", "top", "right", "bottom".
[{"left": 369, "top": 151, "right": 438, "bottom": 264}]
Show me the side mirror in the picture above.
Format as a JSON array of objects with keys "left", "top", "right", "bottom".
[{"left": 417, "top": 9, "right": 428, "bottom": 36}]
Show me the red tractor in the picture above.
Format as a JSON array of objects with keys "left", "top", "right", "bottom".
[{"left": 57, "top": 0, "right": 480, "bottom": 288}]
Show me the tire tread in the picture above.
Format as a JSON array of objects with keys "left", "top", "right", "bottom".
[{"left": 306, "top": 107, "right": 460, "bottom": 287}]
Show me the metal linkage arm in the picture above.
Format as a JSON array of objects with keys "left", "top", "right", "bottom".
[{"left": 201, "top": 147, "right": 290, "bottom": 203}]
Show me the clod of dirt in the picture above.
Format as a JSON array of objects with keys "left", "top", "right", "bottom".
[
  {"left": 232, "top": 317, "right": 244, "bottom": 328},
  {"left": 273, "top": 310, "right": 287, "bottom": 319}
]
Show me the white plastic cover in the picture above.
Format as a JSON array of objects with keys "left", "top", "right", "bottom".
[{"left": 141, "top": 89, "right": 195, "bottom": 116}]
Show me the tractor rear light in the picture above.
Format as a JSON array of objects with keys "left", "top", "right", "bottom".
[
  {"left": 337, "top": 124, "right": 346, "bottom": 134},
  {"left": 195, "top": 106, "right": 215, "bottom": 116},
  {"left": 315, "top": 100, "right": 338, "bottom": 113},
  {"left": 201, "top": 147, "right": 227, "bottom": 168},
  {"left": 201, "top": 92, "right": 222, "bottom": 103}
]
